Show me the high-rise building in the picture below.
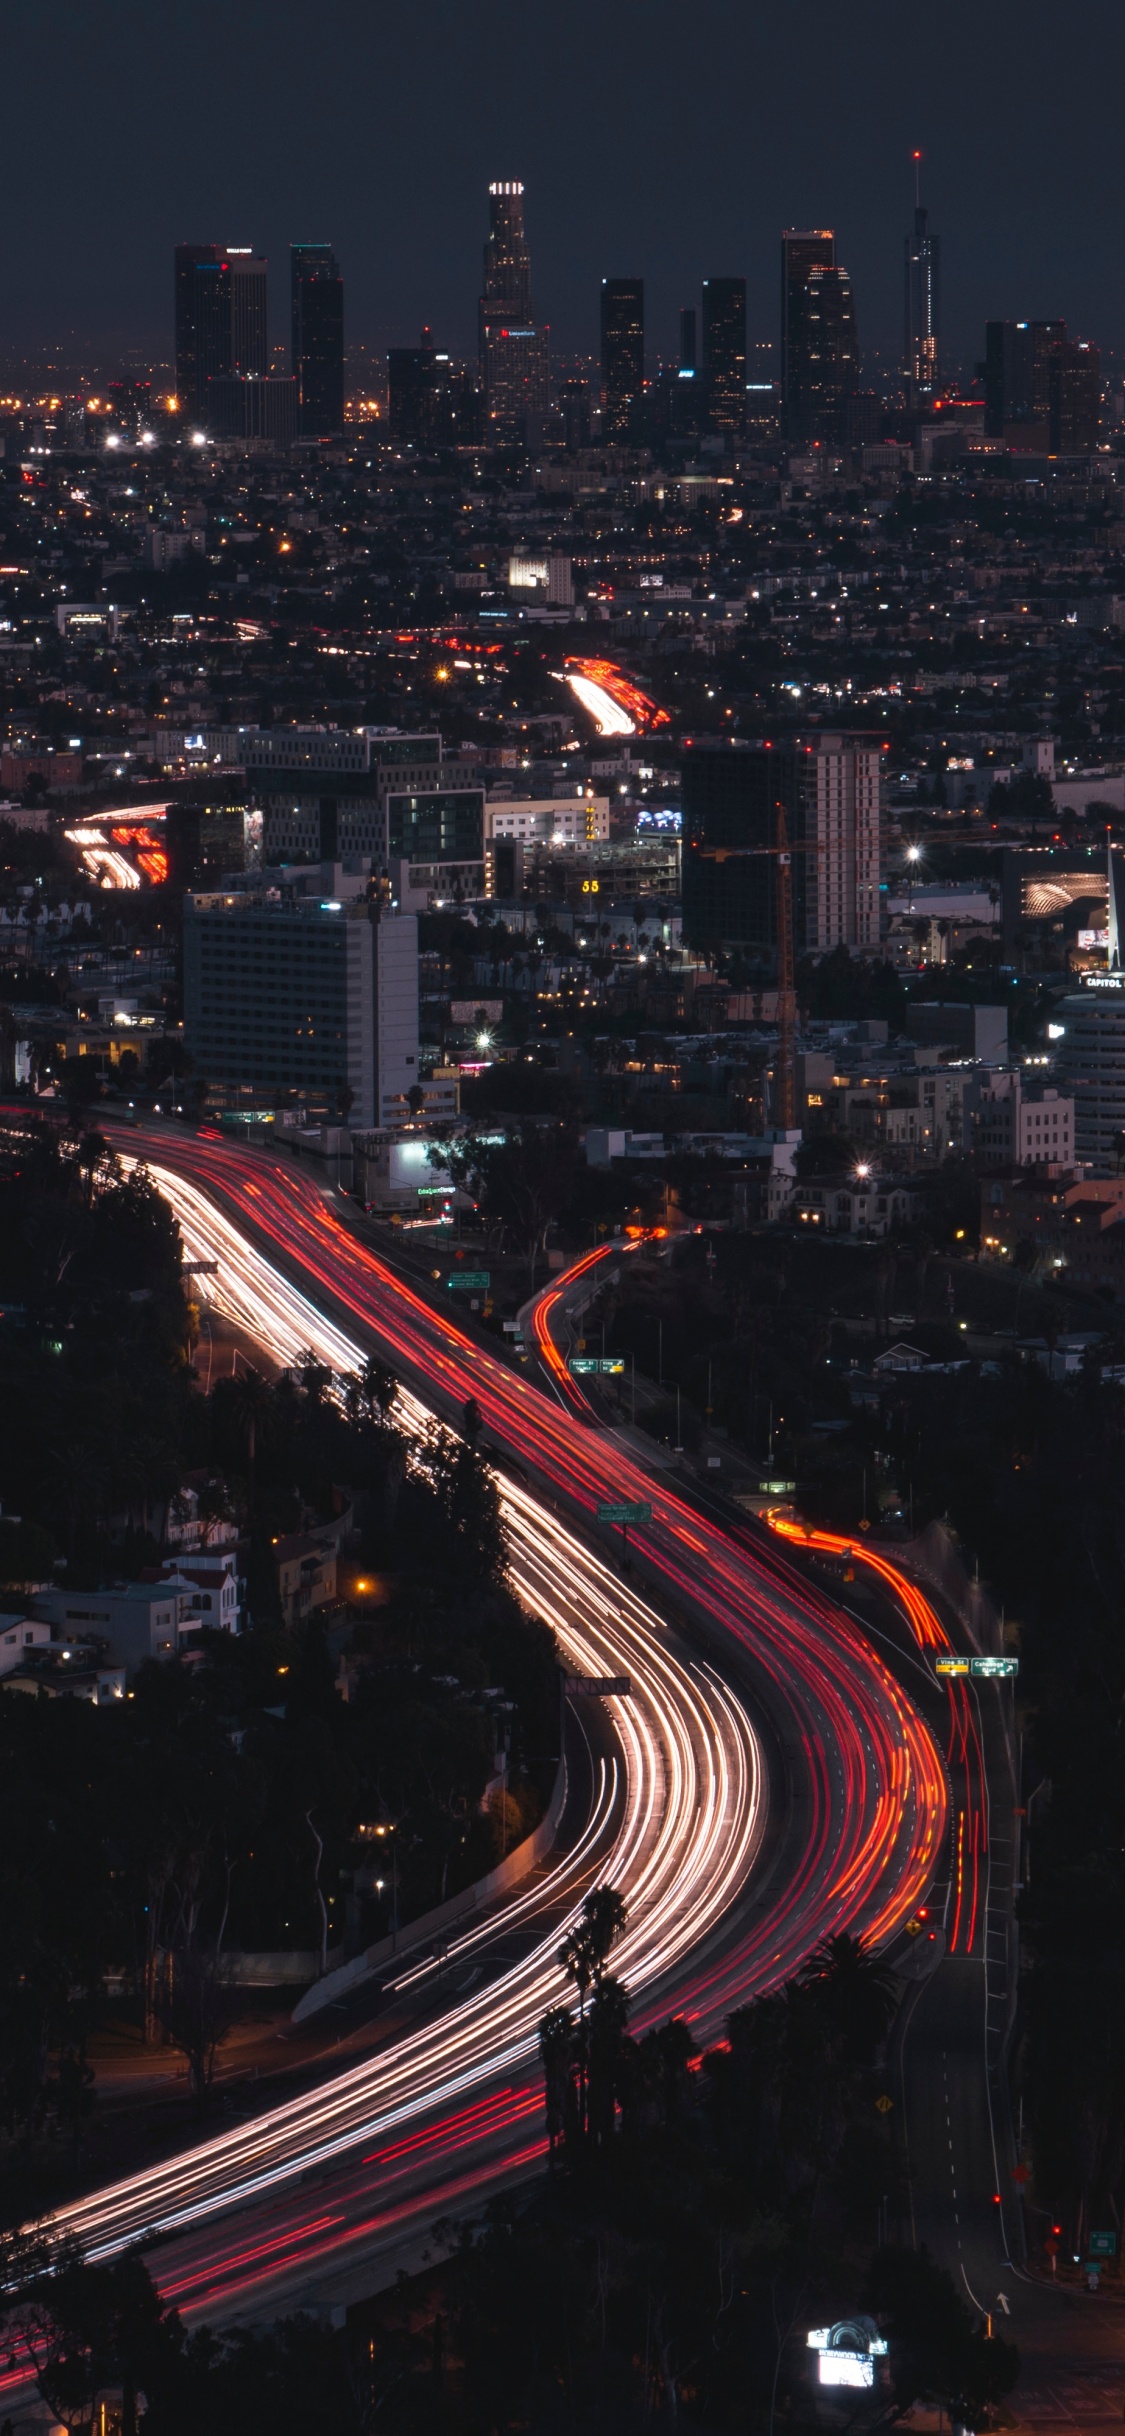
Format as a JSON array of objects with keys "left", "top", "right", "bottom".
[
  {"left": 984, "top": 319, "right": 1066, "bottom": 439},
  {"left": 798, "top": 265, "right": 859, "bottom": 446},
  {"left": 904, "top": 175, "right": 940, "bottom": 402},
  {"left": 227, "top": 251, "right": 268, "bottom": 376},
  {"left": 478, "top": 182, "right": 549, "bottom": 440},
  {"left": 600, "top": 278, "right": 644, "bottom": 438},
  {"left": 174, "top": 243, "right": 221, "bottom": 407},
  {"left": 1056, "top": 988, "right": 1125, "bottom": 1165},
  {"left": 682, "top": 736, "right": 880, "bottom": 959},
  {"left": 680, "top": 307, "right": 697, "bottom": 375},
  {"left": 206, "top": 376, "right": 297, "bottom": 443},
  {"left": 388, "top": 331, "right": 444, "bottom": 447},
  {"left": 702, "top": 277, "right": 747, "bottom": 434},
  {"left": 1049, "top": 340, "right": 1101, "bottom": 455},
  {"left": 780, "top": 229, "right": 835, "bottom": 443},
  {"left": 184, "top": 880, "right": 420, "bottom": 1130},
  {"left": 291, "top": 243, "right": 344, "bottom": 436},
  {"left": 174, "top": 244, "right": 268, "bottom": 416},
  {"left": 559, "top": 377, "right": 590, "bottom": 450}
]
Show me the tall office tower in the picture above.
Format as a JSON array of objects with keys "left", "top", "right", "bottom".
[
  {"left": 801, "top": 265, "right": 859, "bottom": 445},
  {"left": 702, "top": 276, "right": 747, "bottom": 434},
  {"left": 903, "top": 168, "right": 940, "bottom": 402},
  {"left": 559, "top": 376, "right": 591, "bottom": 450},
  {"left": 681, "top": 735, "right": 880, "bottom": 959},
  {"left": 1049, "top": 340, "right": 1101, "bottom": 454},
  {"left": 174, "top": 244, "right": 267, "bottom": 413},
  {"left": 780, "top": 228, "right": 835, "bottom": 441},
  {"left": 388, "top": 331, "right": 463, "bottom": 448},
  {"left": 478, "top": 182, "right": 549, "bottom": 439},
  {"left": 227, "top": 251, "right": 268, "bottom": 374},
  {"left": 600, "top": 278, "right": 644, "bottom": 438},
  {"left": 984, "top": 319, "right": 1067, "bottom": 438},
  {"left": 680, "top": 307, "right": 697, "bottom": 374},
  {"left": 174, "top": 242, "right": 222, "bottom": 408},
  {"left": 291, "top": 243, "right": 344, "bottom": 436}
]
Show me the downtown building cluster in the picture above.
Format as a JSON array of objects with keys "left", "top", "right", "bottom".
[{"left": 0, "top": 168, "right": 1124, "bottom": 1260}]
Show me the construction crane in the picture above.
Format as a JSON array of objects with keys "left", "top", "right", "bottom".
[{"left": 692, "top": 802, "right": 822, "bottom": 1130}]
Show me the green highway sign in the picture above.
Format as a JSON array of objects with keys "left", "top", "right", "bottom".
[
  {"left": 934, "top": 1657, "right": 971, "bottom": 1678},
  {"left": 971, "top": 1656, "right": 1019, "bottom": 1680},
  {"left": 448, "top": 1272, "right": 490, "bottom": 1290},
  {"left": 597, "top": 1500, "right": 652, "bottom": 1526},
  {"left": 570, "top": 1357, "right": 625, "bottom": 1376},
  {"left": 1090, "top": 2231, "right": 1117, "bottom": 2257}
]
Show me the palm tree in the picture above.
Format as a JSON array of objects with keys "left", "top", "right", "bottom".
[
  {"left": 538, "top": 2005, "right": 574, "bottom": 2165},
  {"left": 557, "top": 1886, "right": 628, "bottom": 2143},
  {"left": 798, "top": 1930, "right": 898, "bottom": 2066},
  {"left": 227, "top": 1363, "right": 275, "bottom": 1500}
]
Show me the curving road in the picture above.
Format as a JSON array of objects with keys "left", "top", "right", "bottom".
[{"left": 36, "top": 1129, "right": 948, "bottom": 2325}]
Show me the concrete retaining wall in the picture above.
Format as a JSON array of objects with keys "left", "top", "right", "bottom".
[{"left": 292, "top": 1749, "right": 569, "bottom": 2024}]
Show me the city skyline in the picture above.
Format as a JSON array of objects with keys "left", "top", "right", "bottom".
[{"left": 1, "top": 0, "right": 1124, "bottom": 371}]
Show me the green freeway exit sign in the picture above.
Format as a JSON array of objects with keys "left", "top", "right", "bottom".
[
  {"left": 597, "top": 1501, "right": 651, "bottom": 1526},
  {"left": 448, "top": 1272, "right": 490, "bottom": 1290}
]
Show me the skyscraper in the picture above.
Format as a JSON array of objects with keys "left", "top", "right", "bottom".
[
  {"left": 1049, "top": 340, "right": 1101, "bottom": 454},
  {"left": 903, "top": 161, "right": 940, "bottom": 403},
  {"left": 985, "top": 319, "right": 1068, "bottom": 439},
  {"left": 802, "top": 264, "right": 859, "bottom": 444},
  {"left": 479, "top": 182, "right": 549, "bottom": 440},
  {"left": 174, "top": 243, "right": 221, "bottom": 407},
  {"left": 702, "top": 277, "right": 747, "bottom": 434},
  {"left": 227, "top": 251, "right": 268, "bottom": 376},
  {"left": 780, "top": 229, "right": 835, "bottom": 443},
  {"left": 291, "top": 243, "right": 345, "bottom": 436},
  {"left": 173, "top": 244, "right": 267, "bottom": 415},
  {"left": 600, "top": 278, "right": 644, "bottom": 438}
]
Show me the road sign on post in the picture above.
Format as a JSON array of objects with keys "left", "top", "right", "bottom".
[
  {"left": 971, "top": 1656, "right": 1019, "bottom": 1680},
  {"left": 448, "top": 1272, "right": 490, "bottom": 1291},
  {"left": 1090, "top": 2231, "right": 1117, "bottom": 2257},
  {"left": 597, "top": 1502, "right": 651, "bottom": 1526},
  {"left": 570, "top": 1357, "right": 625, "bottom": 1376},
  {"left": 934, "top": 1657, "right": 971, "bottom": 1678}
]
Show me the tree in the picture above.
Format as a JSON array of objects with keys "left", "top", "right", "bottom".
[
  {"left": 445, "top": 1120, "right": 579, "bottom": 1286},
  {"left": 798, "top": 1930, "right": 898, "bottom": 2067},
  {"left": 556, "top": 1885, "right": 628, "bottom": 2144},
  {"left": 866, "top": 2244, "right": 1019, "bottom": 2422}
]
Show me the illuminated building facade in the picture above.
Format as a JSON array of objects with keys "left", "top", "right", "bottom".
[
  {"left": 702, "top": 277, "right": 747, "bottom": 434},
  {"left": 601, "top": 277, "right": 644, "bottom": 437},
  {"left": 904, "top": 200, "right": 940, "bottom": 403},
  {"left": 780, "top": 228, "right": 834, "bottom": 442},
  {"left": 479, "top": 182, "right": 549, "bottom": 439}
]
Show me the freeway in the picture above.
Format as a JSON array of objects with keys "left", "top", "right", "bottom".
[{"left": 36, "top": 1127, "right": 948, "bottom": 2322}]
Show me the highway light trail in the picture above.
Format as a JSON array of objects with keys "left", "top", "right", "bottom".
[
  {"left": 51, "top": 1132, "right": 946, "bottom": 2317},
  {"left": 769, "top": 1517, "right": 986, "bottom": 1956}
]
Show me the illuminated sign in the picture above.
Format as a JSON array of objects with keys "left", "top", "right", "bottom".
[
  {"left": 447, "top": 1271, "right": 490, "bottom": 1290},
  {"left": 971, "top": 1655, "right": 1019, "bottom": 1679},
  {"left": 807, "top": 2322, "right": 887, "bottom": 2390},
  {"left": 569, "top": 1357, "right": 625, "bottom": 1376},
  {"left": 934, "top": 1656, "right": 971, "bottom": 1677},
  {"left": 597, "top": 1500, "right": 651, "bottom": 1525}
]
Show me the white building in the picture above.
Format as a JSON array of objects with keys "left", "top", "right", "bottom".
[
  {"left": 484, "top": 794, "right": 610, "bottom": 846},
  {"left": 975, "top": 1073, "right": 1075, "bottom": 1171},
  {"left": 1055, "top": 987, "right": 1125, "bottom": 1167}
]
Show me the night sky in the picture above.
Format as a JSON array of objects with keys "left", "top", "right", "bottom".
[{"left": 4, "top": 0, "right": 1125, "bottom": 376}]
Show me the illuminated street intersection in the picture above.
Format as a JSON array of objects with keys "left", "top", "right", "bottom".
[{"left": 40, "top": 1132, "right": 948, "bottom": 2325}]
